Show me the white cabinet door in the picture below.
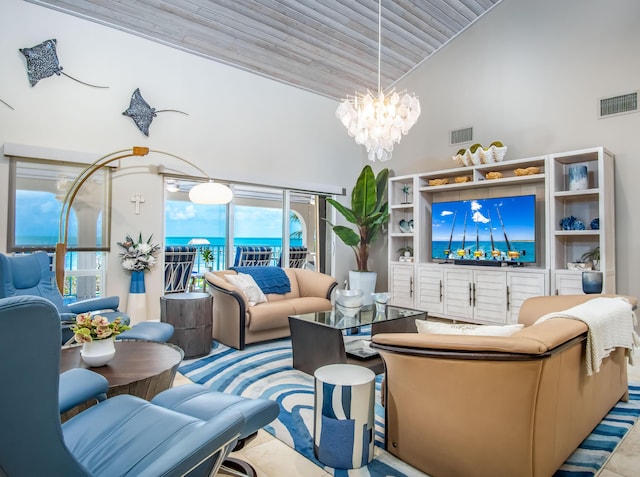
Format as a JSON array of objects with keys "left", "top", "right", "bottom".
[
  {"left": 473, "top": 270, "right": 507, "bottom": 324},
  {"left": 506, "top": 270, "right": 548, "bottom": 324},
  {"left": 390, "top": 263, "right": 414, "bottom": 308},
  {"left": 554, "top": 270, "right": 584, "bottom": 295},
  {"left": 416, "top": 265, "right": 443, "bottom": 314},
  {"left": 443, "top": 268, "right": 474, "bottom": 321},
  {"left": 443, "top": 268, "right": 508, "bottom": 324}
]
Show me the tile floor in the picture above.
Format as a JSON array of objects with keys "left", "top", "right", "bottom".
[{"left": 173, "top": 348, "right": 640, "bottom": 477}]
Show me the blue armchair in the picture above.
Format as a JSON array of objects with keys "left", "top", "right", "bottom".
[
  {"left": 0, "top": 295, "right": 280, "bottom": 477},
  {"left": 0, "top": 251, "right": 173, "bottom": 344}
]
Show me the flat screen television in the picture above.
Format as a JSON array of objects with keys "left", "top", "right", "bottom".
[{"left": 431, "top": 194, "right": 536, "bottom": 264}]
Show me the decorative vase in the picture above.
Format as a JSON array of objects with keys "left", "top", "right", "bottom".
[
  {"left": 335, "top": 289, "right": 364, "bottom": 317},
  {"left": 80, "top": 338, "right": 116, "bottom": 367},
  {"left": 348, "top": 271, "right": 377, "bottom": 306},
  {"left": 127, "top": 270, "right": 147, "bottom": 325},
  {"left": 582, "top": 271, "right": 603, "bottom": 294},
  {"left": 568, "top": 165, "right": 589, "bottom": 191},
  {"left": 372, "top": 292, "right": 390, "bottom": 315}
]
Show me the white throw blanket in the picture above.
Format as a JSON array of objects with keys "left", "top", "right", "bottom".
[{"left": 535, "top": 297, "right": 639, "bottom": 376}]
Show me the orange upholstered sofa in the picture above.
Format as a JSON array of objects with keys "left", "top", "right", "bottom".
[
  {"left": 371, "top": 294, "right": 637, "bottom": 477},
  {"left": 206, "top": 268, "right": 336, "bottom": 350}
]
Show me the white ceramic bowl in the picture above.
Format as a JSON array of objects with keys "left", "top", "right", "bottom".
[{"left": 335, "top": 289, "right": 364, "bottom": 317}]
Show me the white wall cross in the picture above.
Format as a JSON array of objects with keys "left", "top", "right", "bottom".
[{"left": 130, "top": 193, "right": 145, "bottom": 215}]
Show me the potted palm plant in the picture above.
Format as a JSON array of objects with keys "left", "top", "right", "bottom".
[
  {"left": 580, "top": 246, "right": 600, "bottom": 270},
  {"left": 201, "top": 247, "right": 215, "bottom": 272},
  {"left": 327, "top": 165, "right": 389, "bottom": 304}
]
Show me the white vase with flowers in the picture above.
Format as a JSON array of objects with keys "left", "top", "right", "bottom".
[
  {"left": 71, "top": 312, "right": 130, "bottom": 367},
  {"left": 117, "top": 233, "right": 161, "bottom": 324}
]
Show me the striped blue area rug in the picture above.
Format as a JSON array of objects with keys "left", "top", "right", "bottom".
[
  {"left": 179, "top": 339, "right": 640, "bottom": 477},
  {"left": 555, "top": 383, "right": 640, "bottom": 476}
]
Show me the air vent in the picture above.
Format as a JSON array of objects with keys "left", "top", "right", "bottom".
[
  {"left": 599, "top": 91, "right": 638, "bottom": 118},
  {"left": 450, "top": 127, "right": 473, "bottom": 145}
]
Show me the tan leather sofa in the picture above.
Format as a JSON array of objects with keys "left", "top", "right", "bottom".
[
  {"left": 371, "top": 294, "right": 637, "bottom": 477},
  {"left": 205, "top": 268, "right": 337, "bottom": 349}
]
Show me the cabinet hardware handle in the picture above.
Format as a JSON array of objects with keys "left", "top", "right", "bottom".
[
  {"left": 469, "top": 283, "right": 472, "bottom": 306},
  {"left": 410, "top": 276, "right": 413, "bottom": 297},
  {"left": 506, "top": 286, "right": 510, "bottom": 311},
  {"left": 472, "top": 282, "right": 476, "bottom": 307},
  {"left": 439, "top": 280, "right": 443, "bottom": 302}
]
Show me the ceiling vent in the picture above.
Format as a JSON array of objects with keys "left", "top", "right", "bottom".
[
  {"left": 599, "top": 91, "right": 638, "bottom": 118},
  {"left": 450, "top": 127, "right": 473, "bottom": 145}
]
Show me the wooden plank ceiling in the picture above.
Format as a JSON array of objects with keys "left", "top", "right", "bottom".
[{"left": 27, "top": 0, "right": 501, "bottom": 100}]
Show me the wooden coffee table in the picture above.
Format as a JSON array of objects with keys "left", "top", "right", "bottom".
[{"left": 60, "top": 340, "right": 184, "bottom": 420}]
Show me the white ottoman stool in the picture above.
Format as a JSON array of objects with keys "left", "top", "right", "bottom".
[{"left": 313, "top": 364, "right": 375, "bottom": 469}]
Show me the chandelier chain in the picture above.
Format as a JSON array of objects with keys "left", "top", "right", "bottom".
[
  {"left": 377, "top": 0, "right": 382, "bottom": 94},
  {"left": 335, "top": 0, "right": 421, "bottom": 162}
]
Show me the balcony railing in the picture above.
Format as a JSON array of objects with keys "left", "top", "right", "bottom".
[{"left": 189, "top": 244, "right": 285, "bottom": 273}]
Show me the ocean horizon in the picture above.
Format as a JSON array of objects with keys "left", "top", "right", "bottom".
[
  {"left": 15, "top": 236, "right": 303, "bottom": 248},
  {"left": 166, "top": 237, "right": 302, "bottom": 247}
]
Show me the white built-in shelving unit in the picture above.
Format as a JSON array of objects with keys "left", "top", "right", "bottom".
[{"left": 388, "top": 147, "right": 615, "bottom": 324}]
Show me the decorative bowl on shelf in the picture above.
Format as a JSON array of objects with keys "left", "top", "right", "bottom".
[
  {"left": 514, "top": 166, "right": 540, "bottom": 176},
  {"left": 560, "top": 216, "right": 586, "bottom": 230},
  {"left": 428, "top": 178, "right": 449, "bottom": 186},
  {"left": 452, "top": 142, "right": 507, "bottom": 166},
  {"left": 399, "top": 219, "right": 411, "bottom": 233}
]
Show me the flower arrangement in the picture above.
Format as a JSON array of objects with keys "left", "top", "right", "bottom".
[
  {"left": 117, "top": 233, "right": 161, "bottom": 272},
  {"left": 70, "top": 313, "right": 130, "bottom": 343}
]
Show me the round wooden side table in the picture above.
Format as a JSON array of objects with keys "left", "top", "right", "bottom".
[
  {"left": 160, "top": 292, "right": 213, "bottom": 359},
  {"left": 60, "top": 340, "right": 183, "bottom": 420}
]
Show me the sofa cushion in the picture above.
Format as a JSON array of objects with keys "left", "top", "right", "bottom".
[
  {"left": 290, "top": 297, "right": 332, "bottom": 316},
  {"left": 246, "top": 300, "right": 297, "bottom": 331},
  {"left": 415, "top": 320, "right": 524, "bottom": 337},
  {"left": 266, "top": 269, "right": 301, "bottom": 301},
  {"left": 223, "top": 273, "right": 267, "bottom": 306},
  {"left": 230, "top": 266, "right": 291, "bottom": 294}
]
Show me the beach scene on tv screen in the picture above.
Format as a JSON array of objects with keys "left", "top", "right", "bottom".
[{"left": 431, "top": 195, "right": 536, "bottom": 263}]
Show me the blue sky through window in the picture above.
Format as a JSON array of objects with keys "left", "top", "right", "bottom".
[{"left": 165, "top": 201, "right": 301, "bottom": 241}]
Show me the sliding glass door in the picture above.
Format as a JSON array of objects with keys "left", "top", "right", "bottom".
[{"left": 163, "top": 178, "right": 328, "bottom": 273}]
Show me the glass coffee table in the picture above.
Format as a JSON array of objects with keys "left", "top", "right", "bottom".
[{"left": 288, "top": 304, "right": 426, "bottom": 375}]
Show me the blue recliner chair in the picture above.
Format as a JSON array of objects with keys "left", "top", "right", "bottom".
[
  {"left": 0, "top": 295, "right": 280, "bottom": 477},
  {"left": 0, "top": 251, "right": 173, "bottom": 344}
]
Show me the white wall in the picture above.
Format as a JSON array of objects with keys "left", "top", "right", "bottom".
[
  {"left": 0, "top": 0, "right": 363, "bottom": 319},
  {"left": 391, "top": 0, "right": 640, "bottom": 299}
]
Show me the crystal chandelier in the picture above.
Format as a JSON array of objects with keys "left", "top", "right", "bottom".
[{"left": 336, "top": 0, "right": 421, "bottom": 162}]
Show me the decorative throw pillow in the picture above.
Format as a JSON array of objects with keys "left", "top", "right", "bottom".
[
  {"left": 415, "top": 320, "right": 524, "bottom": 337},
  {"left": 224, "top": 273, "right": 268, "bottom": 306}
]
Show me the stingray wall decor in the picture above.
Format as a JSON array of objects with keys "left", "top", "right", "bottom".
[
  {"left": 122, "top": 88, "right": 188, "bottom": 136},
  {"left": 19, "top": 39, "right": 108, "bottom": 89}
]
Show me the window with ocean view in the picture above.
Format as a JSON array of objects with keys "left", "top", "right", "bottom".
[
  {"left": 9, "top": 158, "right": 110, "bottom": 301},
  {"left": 165, "top": 180, "right": 321, "bottom": 274}
]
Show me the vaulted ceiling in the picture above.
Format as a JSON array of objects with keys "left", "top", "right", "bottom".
[{"left": 27, "top": 0, "right": 501, "bottom": 100}]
